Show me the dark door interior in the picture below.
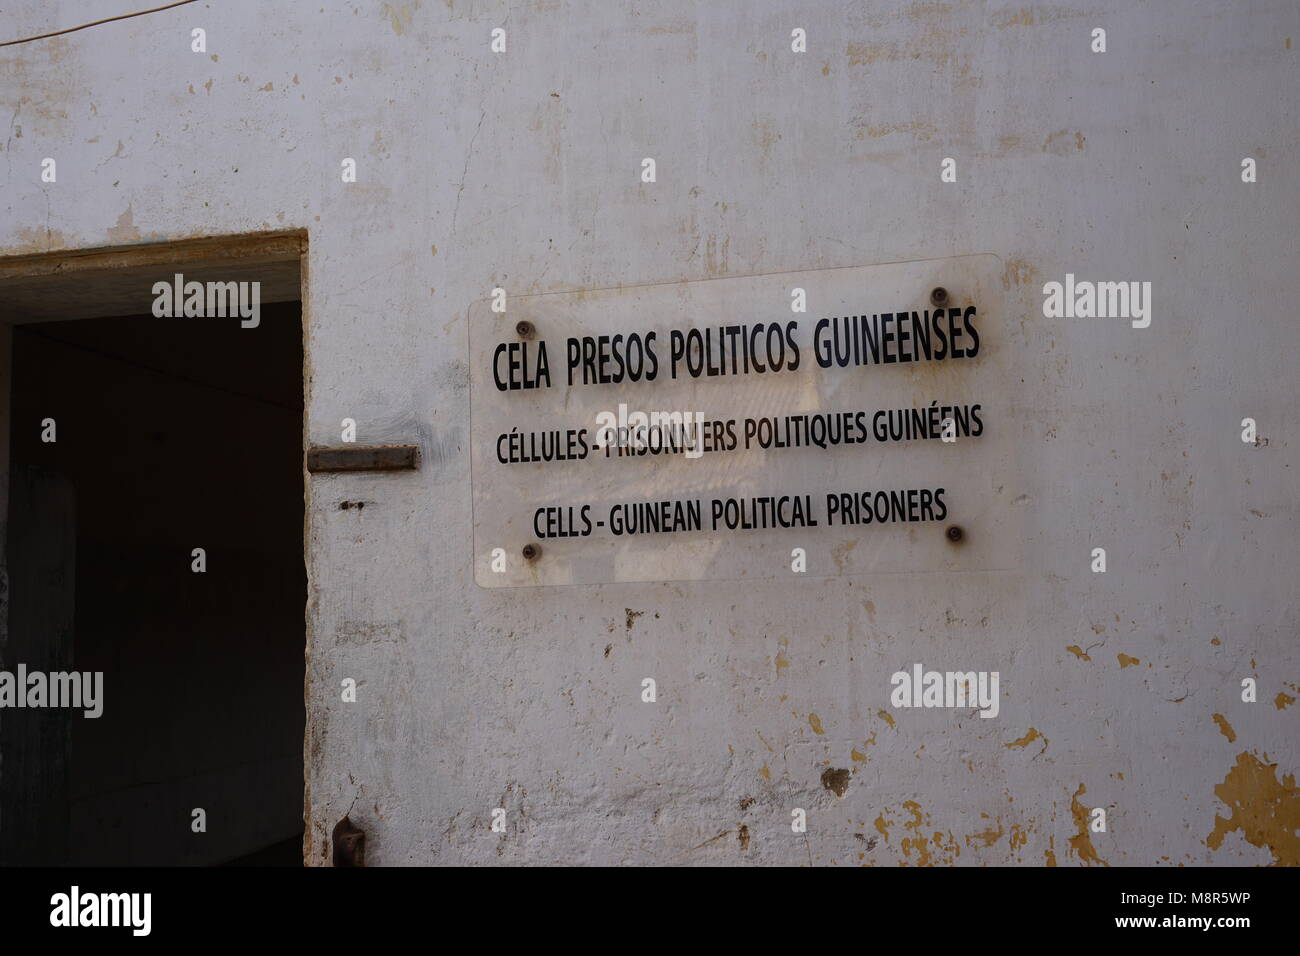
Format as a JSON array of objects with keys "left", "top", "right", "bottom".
[{"left": 2, "top": 302, "right": 305, "bottom": 865}]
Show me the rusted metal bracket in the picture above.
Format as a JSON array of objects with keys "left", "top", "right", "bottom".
[{"left": 307, "top": 444, "right": 419, "bottom": 474}]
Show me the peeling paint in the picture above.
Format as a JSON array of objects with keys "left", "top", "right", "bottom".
[
  {"left": 1206, "top": 752, "right": 1300, "bottom": 865},
  {"left": 1068, "top": 784, "right": 1107, "bottom": 866},
  {"left": 1212, "top": 713, "right": 1236, "bottom": 743},
  {"left": 967, "top": 820, "right": 1003, "bottom": 847},
  {"left": 1005, "top": 727, "right": 1043, "bottom": 749},
  {"left": 895, "top": 802, "right": 960, "bottom": 866},
  {"left": 1008, "top": 823, "right": 1028, "bottom": 851},
  {"left": 105, "top": 205, "right": 141, "bottom": 243},
  {"left": 820, "top": 767, "right": 851, "bottom": 797}
]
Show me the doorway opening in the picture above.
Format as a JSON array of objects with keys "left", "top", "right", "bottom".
[{"left": 0, "top": 233, "right": 307, "bottom": 865}]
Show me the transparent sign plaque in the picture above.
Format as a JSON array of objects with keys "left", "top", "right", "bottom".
[{"left": 470, "top": 255, "right": 1020, "bottom": 587}]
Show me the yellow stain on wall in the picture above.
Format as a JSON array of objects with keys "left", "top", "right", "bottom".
[
  {"left": 1068, "top": 784, "right": 1108, "bottom": 866},
  {"left": 381, "top": 2, "right": 417, "bottom": 36},
  {"left": 967, "top": 821, "right": 1004, "bottom": 848},
  {"left": 874, "top": 812, "right": 891, "bottom": 840},
  {"left": 1212, "top": 713, "right": 1237, "bottom": 743},
  {"left": 1206, "top": 752, "right": 1300, "bottom": 865},
  {"left": 1005, "top": 727, "right": 1044, "bottom": 749},
  {"left": 1009, "top": 823, "right": 1029, "bottom": 851}
]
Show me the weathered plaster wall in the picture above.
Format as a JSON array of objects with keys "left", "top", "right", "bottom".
[{"left": 2, "top": 1, "right": 1297, "bottom": 865}]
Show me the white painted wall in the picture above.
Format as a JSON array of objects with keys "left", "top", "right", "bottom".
[{"left": 2, "top": 0, "right": 1297, "bottom": 865}]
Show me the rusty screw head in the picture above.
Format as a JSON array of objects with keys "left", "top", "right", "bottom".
[
  {"left": 522, "top": 542, "right": 542, "bottom": 562},
  {"left": 516, "top": 320, "right": 535, "bottom": 339},
  {"left": 930, "top": 286, "right": 949, "bottom": 307},
  {"left": 946, "top": 524, "right": 964, "bottom": 543}
]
